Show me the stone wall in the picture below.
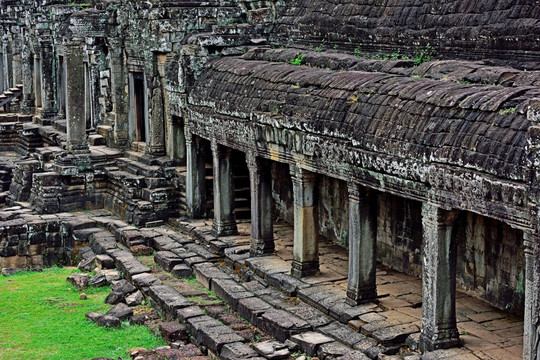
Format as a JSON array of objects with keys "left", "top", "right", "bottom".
[
  {"left": 456, "top": 212, "right": 525, "bottom": 315},
  {"left": 377, "top": 193, "right": 423, "bottom": 279}
]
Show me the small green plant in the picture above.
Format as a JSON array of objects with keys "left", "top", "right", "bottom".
[
  {"left": 499, "top": 107, "right": 516, "bottom": 115},
  {"left": 413, "top": 43, "right": 435, "bottom": 66},
  {"left": 410, "top": 74, "right": 422, "bottom": 79},
  {"left": 250, "top": 333, "right": 262, "bottom": 344},
  {"left": 315, "top": 39, "right": 326, "bottom": 52},
  {"left": 290, "top": 52, "right": 306, "bottom": 66}
]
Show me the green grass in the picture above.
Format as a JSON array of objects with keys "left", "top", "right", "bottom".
[{"left": 0, "top": 267, "right": 165, "bottom": 360}]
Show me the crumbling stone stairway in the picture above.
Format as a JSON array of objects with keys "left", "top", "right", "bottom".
[
  {"left": 0, "top": 83, "right": 23, "bottom": 111},
  {"left": 69, "top": 214, "right": 433, "bottom": 359}
]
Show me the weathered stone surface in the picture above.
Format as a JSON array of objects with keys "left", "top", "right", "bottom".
[
  {"left": 252, "top": 340, "right": 290, "bottom": 360},
  {"left": 95, "top": 254, "right": 114, "bottom": 269},
  {"left": 106, "top": 303, "right": 133, "bottom": 321},
  {"left": 86, "top": 312, "right": 121, "bottom": 328},
  {"left": 148, "top": 284, "right": 191, "bottom": 320},
  {"left": 290, "top": 331, "right": 334, "bottom": 356},
  {"left": 154, "top": 251, "right": 183, "bottom": 272},
  {"left": 159, "top": 321, "right": 189, "bottom": 343},
  {"left": 177, "top": 306, "right": 205, "bottom": 322},
  {"left": 211, "top": 278, "right": 254, "bottom": 309},
  {"left": 237, "top": 297, "right": 272, "bottom": 326},
  {"left": 130, "top": 244, "right": 154, "bottom": 256},
  {"left": 106, "top": 292, "right": 125, "bottom": 306},
  {"left": 125, "top": 290, "right": 144, "bottom": 306},
  {"left": 66, "top": 273, "right": 90, "bottom": 290},
  {"left": 220, "top": 342, "right": 258, "bottom": 360},
  {"left": 319, "top": 322, "right": 367, "bottom": 347},
  {"left": 372, "top": 323, "right": 420, "bottom": 346},
  {"left": 260, "top": 310, "right": 312, "bottom": 342},
  {"left": 89, "top": 273, "right": 107, "bottom": 287},
  {"left": 111, "top": 279, "right": 136, "bottom": 295},
  {"left": 171, "top": 263, "right": 192, "bottom": 278}
]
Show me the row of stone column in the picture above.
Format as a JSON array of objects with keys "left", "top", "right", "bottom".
[{"left": 186, "top": 136, "right": 539, "bottom": 357}]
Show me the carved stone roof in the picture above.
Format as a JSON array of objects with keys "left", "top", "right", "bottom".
[{"left": 189, "top": 52, "right": 540, "bottom": 182}]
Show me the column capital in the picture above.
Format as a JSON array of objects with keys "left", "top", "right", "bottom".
[
  {"left": 289, "top": 164, "right": 317, "bottom": 183},
  {"left": 421, "top": 202, "right": 460, "bottom": 226}
]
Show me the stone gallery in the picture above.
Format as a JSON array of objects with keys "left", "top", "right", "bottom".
[{"left": 0, "top": 0, "right": 539, "bottom": 359}]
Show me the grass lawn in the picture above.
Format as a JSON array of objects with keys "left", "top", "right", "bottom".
[{"left": 0, "top": 267, "right": 165, "bottom": 360}]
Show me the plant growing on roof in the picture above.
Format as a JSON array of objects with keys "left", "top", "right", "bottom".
[{"left": 290, "top": 52, "right": 306, "bottom": 66}]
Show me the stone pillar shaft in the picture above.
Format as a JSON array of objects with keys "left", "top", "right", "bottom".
[
  {"left": 420, "top": 203, "right": 460, "bottom": 352},
  {"left": 211, "top": 139, "right": 238, "bottom": 237},
  {"left": 185, "top": 132, "right": 206, "bottom": 218},
  {"left": 147, "top": 54, "right": 166, "bottom": 156},
  {"left": 346, "top": 184, "right": 377, "bottom": 305},
  {"left": 523, "top": 232, "right": 540, "bottom": 360},
  {"left": 39, "top": 38, "right": 56, "bottom": 119},
  {"left": 65, "top": 43, "right": 89, "bottom": 154},
  {"left": 247, "top": 152, "right": 274, "bottom": 256},
  {"left": 109, "top": 41, "right": 128, "bottom": 148},
  {"left": 20, "top": 42, "right": 34, "bottom": 115},
  {"left": 290, "top": 165, "right": 319, "bottom": 278}
]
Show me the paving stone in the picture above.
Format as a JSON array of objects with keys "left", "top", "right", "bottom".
[
  {"left": 253, "top": 340, "right": 290, "bottom": 360},
  {"left": 171, "top": 263, "right": 193, "bottom": 278},
  {"left": 290, "top": 331, "right": 334, "bottom": 356},
  {"left": 372, "top": 323, "right": 419, "bottom": 346},
  {"left": 159, "top": 321, "right": 189, "bottom": 343},
  {"left": 130, "top": 244, "right": 154, "bottom": 256},
  {"left": 148, "top": 284, "right": 191, "bottom": 320},
  {"left": 153, "top": 236, "right": 182, "bottom": 251},
  {"left": 288, "top": 303, "right": 333, "bottom": 328},
  {"left": 318, "top": 341, "right": 353, "bottom": 358},
  {"left": 260, "top": 310, "right": 312, "bottom": 342},
  {"left": 177, "top": 306, "right": 205, "bottom": 322},
  {"left": 319, "top": 322, "right": 367, "bottom": 347},
  {"left": 220, "top": 342, "right": 258, "bottom": 360},
  {"left": 186, "top": 315, "right": 222, "bottom": 344},
  {"left": 336, "top": 350, "right": 371, "bottom": 360},
  {"left": 359, "top": 312, "right": 386, "bottom": 323},
  {"left": 106, "top": 303, "right": 133, "bottom": 321}
]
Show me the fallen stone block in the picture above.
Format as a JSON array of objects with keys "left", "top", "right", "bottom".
[
  {"left": 220, "top": 342, "right": 258, "bottom": 360},
  {"left": 66, "top": 273, "right": 90, "bottom": 290},
  {"left": 237, "top": 296, "right": 272, "bottom": 326},
  {"left": 159, "top": 321, "right": 189, "bottom": 343},
  {"left": 106, "top": 303, "right": 133, "bottom": 321},
  {"left": 372, "top": 323, "right": 419, "bottom": 346},
  {"left": 177, "top": 306, "right": 205, "bottom": 322},
  {"left": 200, "top": 324, "right": 245, "bottom": 353},
  {"left": 132, "top": 273, "right": 162, "bottom": 295},
  {"left": 89, "top": 273, "right": 108, "bottom": 287},
  {"left": 171, "top": 263, "right": 192, "bottom": 278},
  {"left": 211, "top": 278, "right": 254, "bottom": 309},
  {"left": 111, "top": 279, "right": 136, "bottom": 295},
  {"left": 260, "top": 310, "right": 312, "bottom": 343},
  {"left": 148, "top": 284, "right": 191, "bottom": 320},
  {"left": 193, "top": 262, "right": 231, "bottom": 289},
  {"left": 319, "top": 322, "right": 367, "bottom": 347},
  {"left": 130, "top": 244, "right": 154, "bottom": 256},
  {"left": 125, "top": 290, "right": 144, "bottom": 306},
  {"left": 86, "top": 312, "right": 121, "bottom": 328},
  {"left": 253, "top": 340, "right": 290, "bottom": 360},
  {"left": 155, "top": 251, "right": 183, "bottom": 272},
  {"left": 78, "top": 256, "right": 96, "bottom": 272},
  {"left": 95, "top": 254, "right": 114, "bottom": 269},
  {"left": 290, "top": 331, "right": 334, "bottom": 356}
]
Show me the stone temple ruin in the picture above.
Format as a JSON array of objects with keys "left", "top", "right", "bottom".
[{"left": 0, "top": 0, "right": 540, "bottom": 359}]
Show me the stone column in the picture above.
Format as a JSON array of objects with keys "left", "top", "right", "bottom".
[
  {"left": 419, "top": 202, "right": 460, "bottom": 352},
  {"left": 109, "top": 39, "right": 128, "bottom": 148},
  {"left": 346, "top": 183, "right": 377, "bottom": 305},
  {"left": 247, "top": 152, "right": 274, "bottom": 256},
  {"left": 147, "top": 53, "right": 166, "bottom": 156},
  {"left": 65, "top": 42, "right": 89, "bottom": 154},
  {"left": 20, "top": 42, "right": 34, "bottom": 115},
  {"left": 39, "top": 37, "right": 56, "bottom": 119},
  {"left": 185, "top": 131, "right": 207, "bottom": 218},
  {"left": 290, "top": 165, "right": 319, "bottom": 278},
  {"left": 211, "top": 139, "right": 238, "bottom": 237},
  {"left": 523, "top": 231, "right": 540, "bottom": 360}
]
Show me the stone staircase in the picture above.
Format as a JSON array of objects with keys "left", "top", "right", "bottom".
[
  {"left": 0, "top": 84, "right": 23, "bottom": 111},
  {"left": 104, "top": 150, "right": 182, "bottom": 227}
]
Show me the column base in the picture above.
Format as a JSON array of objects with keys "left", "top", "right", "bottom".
[
  {"left": 250, "top": 237, "right": 275, "bottom": 257},
  {"left": 419, "top": 327, "right": 461, "bottom": 352},
  {"left": 212, "top": 220, "right": 238, "bottom": 237},
  {"left": 346, "top": 286, "right": 377, "bottom": 305},
  {"left": 291, "top": 259, "right": 319, "bottom": 279}
]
